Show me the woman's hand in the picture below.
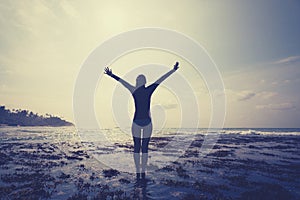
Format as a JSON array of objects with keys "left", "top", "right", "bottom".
[
  {"left": 173, "top": 62, "right": 179, "bottom": 70},
  {"left": 104, "top": 67, "right": 113, "bottom": 76}
]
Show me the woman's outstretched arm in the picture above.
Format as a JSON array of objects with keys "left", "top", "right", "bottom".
[
  {"left": 104, "top": 67, "right": 135, "bottom": 93},
  {"left": 154, "top": 62, "right": 179, "bottom": 85}
]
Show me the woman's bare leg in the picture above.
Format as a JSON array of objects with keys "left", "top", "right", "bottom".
[
  {"left": 141, "top": 123, "right": 152, "bottom": 177},
  {"left": 132, "top": 123, "right": 142, "bottom": 177}
]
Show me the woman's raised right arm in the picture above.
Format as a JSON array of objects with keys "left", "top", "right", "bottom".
[{"left": 104, "top": 67, "right": 135, "bottom": 93}]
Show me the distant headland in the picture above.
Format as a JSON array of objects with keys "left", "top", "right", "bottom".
[{"left": 0, "top": 105, "right": 73, "bottom": 127}]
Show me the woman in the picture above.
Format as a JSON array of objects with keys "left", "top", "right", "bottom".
[{"left": 104, "top": 62, "right": 179, "bottom": 179}]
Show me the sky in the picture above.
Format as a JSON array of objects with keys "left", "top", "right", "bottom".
[{"left": 0, "top": 0, "right": 300, "bottom": 128}]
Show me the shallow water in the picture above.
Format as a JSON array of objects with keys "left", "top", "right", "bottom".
[{"left": 0, "top": 127, "right": 299, "bottom": 199}]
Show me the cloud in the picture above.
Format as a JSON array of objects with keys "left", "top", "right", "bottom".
[
  {"left": 163, "top": 103, "right": 178, "bottom": 110},
  {"left": 256, "top": 103, "right": 295, "bottom": 110},
  {"left": 274, "top": 55, "right": 300, "bottom": 64},
  {"left": 237, "top": 91, "right": 256, "bottom": 101},
  {"left": 257, "top": 91, "right": 278, "bottom": 99},
  {"left": 233, "top": 90, "right": 279, "bottom": 103},
  {"left": 60, "top": 1, "right": 79, "bottom": 18}
]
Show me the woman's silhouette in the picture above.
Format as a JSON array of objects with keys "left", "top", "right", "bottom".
[{"left": 104, "top": 62, "right": 179, "bottom": 180}]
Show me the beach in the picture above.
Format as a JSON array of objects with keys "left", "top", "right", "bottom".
[{"left": 0, "top": 126, "right": 299, "bottom": 199}]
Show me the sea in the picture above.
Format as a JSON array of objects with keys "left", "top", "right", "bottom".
[{"left": 0, "top": 126, "right": 299, "bottom": 199}]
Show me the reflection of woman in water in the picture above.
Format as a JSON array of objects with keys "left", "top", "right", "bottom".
[{"left": 104, "top": 62, "right": 179, "bottom": 180}]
